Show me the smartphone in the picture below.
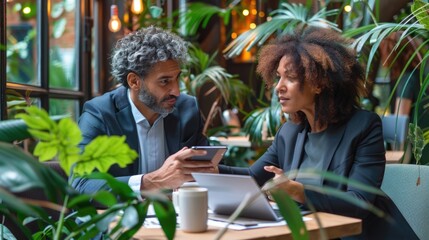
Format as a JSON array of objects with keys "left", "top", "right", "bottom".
[{"left": 190, "top": 146, "right": 228, "bottom": 165}]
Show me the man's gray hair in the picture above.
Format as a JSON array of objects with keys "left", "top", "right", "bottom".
[{"left": 111, "top": 26, "right": 188, "bottom": 87}]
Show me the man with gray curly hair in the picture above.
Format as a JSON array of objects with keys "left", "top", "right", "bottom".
[{"left": 74, "top": 26, "right": 216, "bottom": 194}]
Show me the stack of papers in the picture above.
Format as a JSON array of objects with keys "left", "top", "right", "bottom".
[{"left": 144, "top": 213, "right": 311, "bottom": 230}]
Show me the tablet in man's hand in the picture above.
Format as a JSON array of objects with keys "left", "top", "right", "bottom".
[{"left": 190, "top": 146, "right": 227, "bottom": 165}]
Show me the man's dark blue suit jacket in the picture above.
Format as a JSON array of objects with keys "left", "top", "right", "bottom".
[{"left": 72, "top": 86, "right": 208, "bottom": 193}]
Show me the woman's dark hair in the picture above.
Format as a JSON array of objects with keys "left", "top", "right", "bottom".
[{"left": 256, "top": 26, "right": 366, "bottom": 126}]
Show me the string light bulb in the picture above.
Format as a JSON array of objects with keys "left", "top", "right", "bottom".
[
  {"left": 344, "top": 5, "right": 352, "bottom": 13},
  {"left": 108, "top": 4, "right": 122, "bottom": 33},
  {"left": 131, "top": 0, "right": 144, "bottom": 15}
]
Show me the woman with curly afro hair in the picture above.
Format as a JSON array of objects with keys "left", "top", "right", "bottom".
[{"left": 218, "top": 26, "right": 418, "bottom": 239}]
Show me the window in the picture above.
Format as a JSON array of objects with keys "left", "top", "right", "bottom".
[
  {"left": 1, "top": 0, "right": 183, "bottom": 121},
  {"left": 1, "top": 0, "right": 92, "bottom": 120}
]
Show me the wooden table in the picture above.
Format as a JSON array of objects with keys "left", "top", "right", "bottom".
[{"left": 133, "top": 212, "right": 361, "bottom": 240}]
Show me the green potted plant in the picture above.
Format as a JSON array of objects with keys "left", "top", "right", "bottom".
[
  {"left": 180, "top": 43, "right": 252, "bottom": 136},
  {"left": 0, "top": 106, "right": 177, "bottom": 239},
  {"left": 343, "top": 0, "right": 429, "bottom": 165}
]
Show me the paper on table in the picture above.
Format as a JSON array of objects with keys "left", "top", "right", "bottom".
[
  {"left": 144, "top": 217, "right": 312, "bottom": 230},
  {"left": 144, "top": 203, "right": 311, "bottom": 230},
  {"left": 207, "top": 215, "right": 312, "bottom": 230}
]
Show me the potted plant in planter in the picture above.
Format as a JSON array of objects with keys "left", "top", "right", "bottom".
[
  {"left": 0, "top": 106, "right": 177, "bottom": 239},
  {"left": 343, "top": 0, "right": 429, "bottom": 165}
]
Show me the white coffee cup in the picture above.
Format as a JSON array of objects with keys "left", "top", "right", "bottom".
[
  {"left": 172, "top": 190, "right": 180, "bottom": 212},
  {"left": 178, "top": 187, "right": 208, "bottom": 232}
]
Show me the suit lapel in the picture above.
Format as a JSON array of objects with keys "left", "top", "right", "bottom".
[
  {"left": 114, "top": 87, "right": 140, "bottom": 173},
  {"left": 289, "top": 127, "right": 307, "bottom": 179},
  {"left": 319, "top": 123, "right": 346, "bottom": 174},
  {"left": 116, "top": 108, "right": 139, "bottom": 153}
]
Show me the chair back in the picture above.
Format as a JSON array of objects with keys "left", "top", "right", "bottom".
[
  {"left": 382, "top": 115, "right": 409, "bottom": 150},
  {"left": 381, "top": 164, "right": 429, "bottom": 240}
]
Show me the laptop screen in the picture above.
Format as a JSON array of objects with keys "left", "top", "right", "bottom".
[{"left": 191, "top": 173, "right": 282, "bottom": 221}]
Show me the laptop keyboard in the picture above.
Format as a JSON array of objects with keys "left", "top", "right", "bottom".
[
  {"left": 274, "top": 208, "right": 312, "bottom": 217},
  {"left": 274, "top": 209, "right": 283, "bottom": 218}
]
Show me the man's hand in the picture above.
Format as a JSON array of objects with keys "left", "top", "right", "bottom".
[{"left": 142, "top": 147, "right": 219, "bottom": 190}]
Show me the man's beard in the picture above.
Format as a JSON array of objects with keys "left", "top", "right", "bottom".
[{"left": 138, "top": 86, "right": 176, "bottom": 115}]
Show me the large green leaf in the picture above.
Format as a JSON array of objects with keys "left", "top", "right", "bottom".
[
  {"left": 16, "top": 107, "right": 80, "bottom": 175},
  {"left": 0, "top": 118, "right": 31, "bottom": 143},
  {"left": 412, "top": 0, "right": 429, "bottom": 30},
  {"left": 152, "top": 200, "right": 176, "bottom": 240},
  {"left": 0, "top": 114, "right": 66, "bottom": 143},
  {"left": 75, "top": 136, "right": 138, "bottom": 176},
  {"left": 270, "top": 189, "right": 309, "bottom": 240},
  {"left": 0, "top": 142, "right": 70, "bottom": 200}
]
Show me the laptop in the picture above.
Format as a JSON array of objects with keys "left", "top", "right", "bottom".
[{"left": 191, "top": 173, "right": 282, "bottom": 221}]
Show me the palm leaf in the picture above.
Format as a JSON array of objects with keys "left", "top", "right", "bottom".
[
  {"left": 190, "top": 67, "right": 227, "bottom": 96},
  {"left": 243, "top": 92, "right": 282, "bottom": 145},
  {"left": 178, "top": 2, "right": 237, "bottom": 37},
  {"left": 223, "top": 3, "right": 340, "bottom": 58},
  {"left": 182, "top": 44, "right": 252, "bottom": 108},
  {"left": 345, "top": 1, "right": 429, "bottom": 163},
  {"left": 243, "top": 105, "right": 282, "bottom": 145},
  {"left": 346, "top": 23, "right": 425, "bottom": 78}
]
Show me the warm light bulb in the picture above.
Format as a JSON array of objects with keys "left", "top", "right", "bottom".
[
  {"left": 108, "top": 4, "right": 122, "bottom": 33},
  {"left": 131, "top": 0, "right": 144, "bottom": 14},
  {"left": 344, "top": 5, "right": 352, "bottom": 13},
  {"left": 22, "top": 6, "right": 31, "bottom": 15}
]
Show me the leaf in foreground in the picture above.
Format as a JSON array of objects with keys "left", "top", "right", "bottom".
[{"left": 75, "top": 136, "right": 138, "bottom": 176}]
